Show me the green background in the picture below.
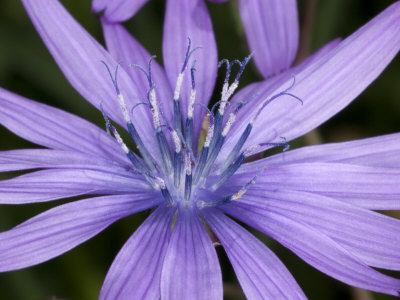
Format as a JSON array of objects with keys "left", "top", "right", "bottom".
[{"left": 0, "top": 0, "right": 399, "bottom": 299}]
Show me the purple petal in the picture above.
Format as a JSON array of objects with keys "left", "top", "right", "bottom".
[
  {"left": 242, "top": 132, "right": 400, "bottom": 170},
  {"left": 161, "top": 209, "right": 222, "bottom": 300},
  {"left": 238, "top": 162, "right": 400, "bottom": 210},
  {"left": 0, "top": 149, "right": 128, "bottom": 172},
  {"left": 92, "top": 0, "right": 108, "bottom": 13},
  {"left": 236, "top": 190, "right": 400, "bottom": 270},
  {"left": 0, "top": 193, "right": 159, "bottom": 272},
  {"left": 0, "top": 168, "right": 151, "bottom": 204},
  {"left": 99, "top": 206, "right": 174, "bottom": 300},
  {"left": 21, "top": 0, "right": 158, "bottom": 153},
  {"left": 223, "top": 203, "right": 400, "bottom": 296},
  {"left": 225, "top": 3, "right": 400, "bottom": 157},
  {"left": 101, "top": 20, "right": 174, "bottom": 125},
  {"left": 163, "top": 0, "right": 217, "bottom": 146},
  {"left": 202, "top": 209, "right": 306, "bottom": 299},
  {"left": 97, "top": 0, "right": 150, "bottom": 23},
  {"left": 0, "top": 88, "right": 126, "bottom": 164},
  {"left": 217, "top": 38, "right": 341, "bottom": 166},
  {"left": 226, "top": 38, "right": 341, "bottom": 115},
  {"left": 238, "top": 0, "right": 299, "bottom": 78}
]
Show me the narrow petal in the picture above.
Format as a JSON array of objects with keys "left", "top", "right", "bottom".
[
  {"left": 163, "top": 0, "right": 217, "bottom": 144},
  {"left": 161, "top": 209, "right": 222, "bottom": 300},
  {"left": 99, "top": 0, "right": 150, "bottom": 23},
  {"left": 202, "top": 209, "right": 306, "bottom": 300},
  {"left": 238, "top": 0, "right": 299, "bottom": 78},
  {"left": 237, "top": 190, "right": 400, "bottom": 270},
  {"left": 249, "top": 132, "right": 400, "bottom": 169},
  {"left": 0, "top": 168, "right": 150, "bottom": 204},
  {"left": 0, "top": 193, "right": 160, "bottom": 272},
  {"left": 222, "top": 204, "right": 400, "bottom": 296},
  {"left": 0, "top": 149, "right": 127, "bottom": 172},
  {"left": 21, "top": 0, "right": 158, "bottom": 152},
  {"left": 237, "top": 162, "right": 400, "bottom": 210},
  {"left": 99, "top": 206, "right": 174, "bottom": 300},
  {"left": 101, "top": 21, "right": 174, "bottom": 125},
  {"left": 0, "top": 88, "right": 126, "bottom": 164},
  {"left": 225, "top": 3, "right": 400, "bottom": 157}
]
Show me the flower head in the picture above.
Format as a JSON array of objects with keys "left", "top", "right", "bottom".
[{"left": 1, "top": 0, "right": 400, "bottom": 299}]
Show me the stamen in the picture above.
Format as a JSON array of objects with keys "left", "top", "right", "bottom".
[
  {"left": 154, "top": 177, "right": 175, "bottom": 207},
  {"left": 205, "top": 54, "right": 254, "bottom": 167},
  {"left": 211, "top": 152, "right": 246, "bottom": 192},
  {"left": 198, "top": 167, "right": 263, "bottom": 209},
  {"left": 101, "top": 60, "right": 121, "bottom": 94},
  {"left": 102, "top": 62, "right": 156, "bottom": 173},
  {"left": 184, "top": 150, "right": 192, "bottom": 201},
  {"left": 133, "top": 57, "right": 173, "bottom": 174},
  {"left": 101, "top": 107, "right": 157, "bottom": 187},
  {"left": 184, "top": 61, "right": 197, "bottom": 151},
  {"left": 219, "top": 77, "right": 301, "bottom": 173},
  {"left": 173, "top": 39, "right": 202, "bottom": 132},
  {"left": 172, "top": 130, "right": 182, "bottom": 187},
  {"left": 156, "top": 127, "right": 173, "bottom": 174},
  {"left": 212, "top": 137, "right": 288, "bottom": 191}
]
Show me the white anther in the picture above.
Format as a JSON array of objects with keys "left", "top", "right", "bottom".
[
  {"left": 174, "top": 73, "right": 184, "bottom": 100},
  {"left": 113, "top": 128, "right": 129, "bottom": 154},
  {"left": 118, "top": 93, "right": 130, "bottom": 123},
  {"left": 172, "top": 130, "right": 181, "bottom": 153},
  {"left": 219, "top": 81, "right": 239, "bottom": 115},
  {"left": 149, "top": 89, "right": 161, "bottom": 128},
  {"left": 222, "top": 113, "right": 236, "bottom": 137},
  {"left": 204, "top": 124, "right": 214, "bottom": 147},
  {"left": 185, "top": 151, "right": 192, "bottom": 175},
  {"left": 188, "top": 89, "right": 196, "bottom": 118}
]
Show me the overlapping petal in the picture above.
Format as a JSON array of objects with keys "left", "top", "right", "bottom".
[
  {"left": 20, "top": 0, "right": 159, "bottom": 154},
  {"left": 161, "top": 209, "right": 222, "bottom": 300},
  {"left": 203, "top": 209, "right": 306, "bottom": 300},
  {"left": 163, "top": 0, "right": 217, "bottom": 146},
  {"left": 0, "top": 193, "right": 160, "bottom": 272},
  {"left": 238, "top": 0, "right": 299, "bottom": 78},
  {"left": 223, "top": 203, "right": 400, "bottom": 296},
  {"left": 0, "top": 88, "right": 127, "bottom": 164},
  {"left": 241, "top": 132, "right": 400, "bottom": 170},
  {"left": 99, "top": 206, "right": 174, "bottom": 300},
  {"left": 224, "top": 2, "right": 400, "bottom": 158},
  {"left": 0, "top": 149, "right": 125, "bottom": 172},
  {"left": 235, "top": 190, "right": 400, "bottom": 270},
  {"left": 93, "top": 0, "right": 150, "bottom": 23},
  {"left": 0, "top": 168, "right": 150, "bottom": 204},
  {"left": 235, "top": 162, "right": 400, "bottom": 210}
]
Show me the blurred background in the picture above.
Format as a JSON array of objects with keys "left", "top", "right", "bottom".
[{"left": 0, "top": 0, "right": 399, "bottom": 299}]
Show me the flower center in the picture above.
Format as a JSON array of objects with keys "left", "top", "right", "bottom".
[{"left": 101, "top": 40, "right": 301, "bottom": 210}]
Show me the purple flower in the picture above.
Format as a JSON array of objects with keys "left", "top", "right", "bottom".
[{"left": 1, "top": 0, "right": 400, "bottom": 299}]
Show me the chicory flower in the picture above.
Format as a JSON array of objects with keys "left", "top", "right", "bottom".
[{"left": 1, "top": 0, "right": 400, "bottom": 299}]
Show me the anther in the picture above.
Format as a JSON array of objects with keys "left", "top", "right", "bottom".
[
  {"left": 184, "top": 61, "right": 197, "bottom": 151},
  {"left": 172, "top": 130, "right": 182, "bottom": 187}
]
